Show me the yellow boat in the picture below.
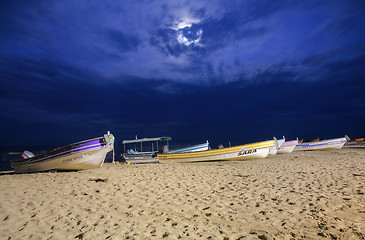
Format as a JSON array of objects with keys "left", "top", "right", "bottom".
[{"left": 157, "top": 139, "right": 276, "bottom": 163}]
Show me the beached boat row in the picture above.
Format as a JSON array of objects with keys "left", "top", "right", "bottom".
[
  {"left": 10, "top": 132, "right": 353, "bottom": 173},
  {"left": 121, "top": 136, "right": 350, "bottom": 164}
]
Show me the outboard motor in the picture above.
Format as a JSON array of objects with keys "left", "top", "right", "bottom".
[{"left": 21, "top": 150, "right": 35, "bottom": 159}]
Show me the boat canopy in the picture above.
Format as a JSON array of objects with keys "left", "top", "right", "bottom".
[{"left": 122, "top": 137, "right": 172, "bottom": 144}]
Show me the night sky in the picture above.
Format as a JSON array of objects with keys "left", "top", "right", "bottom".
[{"left": 1, "top": 0, "right": 364, "bottom": 150}]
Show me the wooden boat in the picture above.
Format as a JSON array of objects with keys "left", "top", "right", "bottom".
[
  {"left": 277, "top": 139, "right": 299, "bottom": 153},
  {"left": 157, "top": 140, "right": 275, "bottom": 163},
  {"left": 122, "top": 136, "right": 171, "bottom": 164},
  {"left": 11, "top": 132, "right": 115, "bottom": 173},
  {"left": 294, "top": 136, "right": 349, "bottom": 151},
  {"left": 268, "top": 137, "right": 285, "bottom": 155}
]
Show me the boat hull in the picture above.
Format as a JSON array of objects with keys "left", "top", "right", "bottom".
[
  {"left": 268, "top": 147, "right": 278, "bottom": 155},
  {"left": 12, "top": 148, "right": 111, "bottom": 173},
  {"left": 294, "top": 137, "right": 347, "bottom": 151},
  {"left": 158, "top": 140, "right": 275, "bottom": 163},
  {"left": 278, "top": 144, "right": 297, "bottom": 153},
  {"left": 11, "top": 133, "right": 114, "bottom": 173},
  {"left": 277, "top": 140, "right": 299, "bottom": 154},
  {"left": 123, "top": 152, "right": 159, "bottom": 164},
  {"left": 268, "top": 138, "right": 285, "bottom": 155}
]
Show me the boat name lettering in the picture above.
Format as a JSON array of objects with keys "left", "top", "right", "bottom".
[
  {"left": 63, "top": 156, "right": 83, "bottom": 162},
  {"left": 238, "top": 149, "right": 257, "bottom": 156}
]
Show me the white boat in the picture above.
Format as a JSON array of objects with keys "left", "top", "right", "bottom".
[
  {"left": 277, "top": 139, "right": 299, "bottom": 153},
  {"left": 268, "top": 137, "right": 285, "bottom": 155},
  {"left": 294, "top": 136, "right": 349, "bottom": 151},
  {"left": 158, "top": 140, "right": 275, "bottom": 163},
  {"left": 11, "top": 132, "right": 115, "bottom": 173},
  {"left": 122, "top": 137, "right": 210, "bottom": 163}
]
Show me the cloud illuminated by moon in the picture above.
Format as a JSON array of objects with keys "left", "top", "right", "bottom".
[
  {"left": 171, "top": 16, "right": 201, "bottom": 30},
  {"left": 171, "top": 17, "right": 203, "bottom": 47},
  {"left": 177, "top": 28, "right": 203, "bottom": 46}
]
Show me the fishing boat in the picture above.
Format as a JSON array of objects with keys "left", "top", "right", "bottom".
[
  {"left": 294, "top": 136, "right": 349, "bottom": 151},
  {"left": 268, "top": 137, "right": 285, "bottom": 155},
  {"left": 157, "top": 139, "right": 276, "bottom": 163},
  {"left": 122, "top": 137, "right": 210, "bottom": 163},
  {"left": 277, "top": 139, "right": 299, "bottom": 153},
  {"left": 122, "top": 136, "right": 171, "bottom": 164},
  {"left": 11, "top": 132, "right": 115, "bottom": 173}
]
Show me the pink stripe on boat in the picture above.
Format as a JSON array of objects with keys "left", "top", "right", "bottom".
[{"left": 281, "top": 140, "right": 299, "bottom": 147}]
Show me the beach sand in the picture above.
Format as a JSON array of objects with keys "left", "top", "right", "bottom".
[{"left": 0, "top": 148, "right": 364, "bottom": 239}]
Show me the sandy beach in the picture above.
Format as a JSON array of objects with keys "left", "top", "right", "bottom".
[{"left": 0, "top": 148, "right": 364, "bottom": 239}]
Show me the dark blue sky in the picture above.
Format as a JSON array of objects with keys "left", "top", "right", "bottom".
[{"left": 1, "top": 0, "right": 364, "bottom": 148}]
